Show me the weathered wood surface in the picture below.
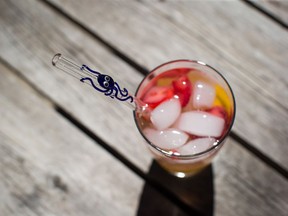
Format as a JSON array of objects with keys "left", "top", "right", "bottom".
[
  {"left": 0, "top": 0, "right": 152, "bottom": 172},
  {"left": 46, "top": 0, "right": 288, "bottom": 169},
  {"left": 1, "top": 64, "right": 287, "bottom": 216},
  {"left": 0, "top": 62, "right": 143, "bottom": 216},
  {"left": 0, "top": 0, "right": 288, "bottom": 215},
  {"left": 214, "top": 139, "right": 288, "bottom": 216},
  {"left": 251, "top": 0, "right": 288, "bottom": 26}
]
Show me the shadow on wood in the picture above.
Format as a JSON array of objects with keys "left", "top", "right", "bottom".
[{"left": 137, "top": 160, "right": 214, "bottom": 216}]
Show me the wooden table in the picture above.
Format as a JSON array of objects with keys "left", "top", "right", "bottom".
[{"left": 0, "top": 0, "right": 287, "bottom": 215}]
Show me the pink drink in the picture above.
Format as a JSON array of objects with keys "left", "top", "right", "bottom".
[{"left": 134, "top": 60, "right": 235, "bottom": 177}]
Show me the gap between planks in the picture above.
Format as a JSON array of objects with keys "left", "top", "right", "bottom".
[
  {"left": 230, "top": 131, "right": 288, "bottom": 180},
  {"left": 242, "top": 0, "right": 288, "bottom": 29},
  {"left": 40, "top": 0, "right": 288, "bottom": 180},
  {"left": 41, "top": 0, "right": 149, "bottom": 76},
  {"left": 0, "top": 56, "right": 203, "bottom": 216},
  {"left": 55, "top": 105, "right": 204, "bottom": 216},
  {"left": 1, "top": 1, "right": 288, "bottom": 215}
]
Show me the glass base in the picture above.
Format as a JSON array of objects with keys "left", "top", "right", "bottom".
[{"left": 159, "top": 162, "right": 210, "bottom": 178}]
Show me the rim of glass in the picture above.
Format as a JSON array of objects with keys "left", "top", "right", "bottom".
[{"left": 134, "top": 59, "right": 236, "bottom": 159}]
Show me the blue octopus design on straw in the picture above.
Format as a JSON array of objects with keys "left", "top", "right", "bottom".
[{"left": 80, "top": 65, "right": 134, "bottom": 103}]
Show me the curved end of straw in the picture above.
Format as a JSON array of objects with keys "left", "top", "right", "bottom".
[{"left": 52, "top": 53, "right": 62, "bottom": 66}]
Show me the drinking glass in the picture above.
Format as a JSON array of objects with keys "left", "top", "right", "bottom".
[{"left": 134, "top": 60, "right": 236, "bottom": 178}]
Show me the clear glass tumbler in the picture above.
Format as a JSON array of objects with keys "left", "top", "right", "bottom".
[{"left": 134, "top": 60, "right": 236, "bottom": 178}]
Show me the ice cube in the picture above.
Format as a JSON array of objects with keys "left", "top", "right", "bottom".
[
  {"left": 143, "top": 127, "right": 189, "bottom": 150},
  {"left": 175, "top": 111, "right": 225, "bottom": 137},
  {"left": 176, "top": 138, "right": 217, "bottom": 155},
  {"left": 193, "top": 81, "right": 215, "bottom": 108},
  {"left": 150, "top": 98, "right": 181, "bottom": 130}
]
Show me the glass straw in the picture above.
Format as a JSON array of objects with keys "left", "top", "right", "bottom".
[{"left": 52, "top": 53, "right": 147, "bottom": 111}]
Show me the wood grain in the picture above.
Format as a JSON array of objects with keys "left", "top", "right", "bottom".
[
  {"left": 0, "top": 1, "right": 288, "bottom": 215},
  {"left": 0, "top": 65, "right": 287, "bottom": 216},
  {"left": 45, "top": 0, "right": 288, "bottom": 169},
  {"left": 0, "top": 62, "right": 143, "bottom": 216},
  {"left": 214, "top": 139, "right": 288, "bottom": 216},
  {"left": 0, "top": 0, "right": 152, "bottom": 172}
]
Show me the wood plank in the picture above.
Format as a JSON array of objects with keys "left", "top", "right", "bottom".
[
  {"left": 250, "top": 0, "right": 288, "bottom": 26},
  {"left": 45, "top": 0, "right": 288, "bottom": 169},
  {"left": 0, "top": 0, "right": 152, "bottom": 172},
  {"left": 213, "top": 138, "right": 288, "bottom": 216},
  {"left": 0, "top": 2, "right": 190, "bottom": 214},
  {"left": 2, "top": 74, "right": 285, "bottom": 216},
  {"left": 0, "top": 1, "right": 288, "bottom": 215},
  {"left": 0, "top": 61, "right": 189, "bottom": 216},
  {"left": 142, "top": 140, "right": 288, "bottom": 216},
  {"left": 48, "top": 0, "right": 288, "bottom": 107},
  {"left": 0, "top": 62, "right": 143, "bottom": 216}
]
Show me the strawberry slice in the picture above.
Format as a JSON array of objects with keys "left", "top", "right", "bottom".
[
  {"left": 172, "top": 75, "right": 192, "bottom": 107},
  {"left": 208, "top": 106, "right": 227, "bottom": 120},
  {"left": 142, "top": 86, "right": 174, "bottom": 108}
]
